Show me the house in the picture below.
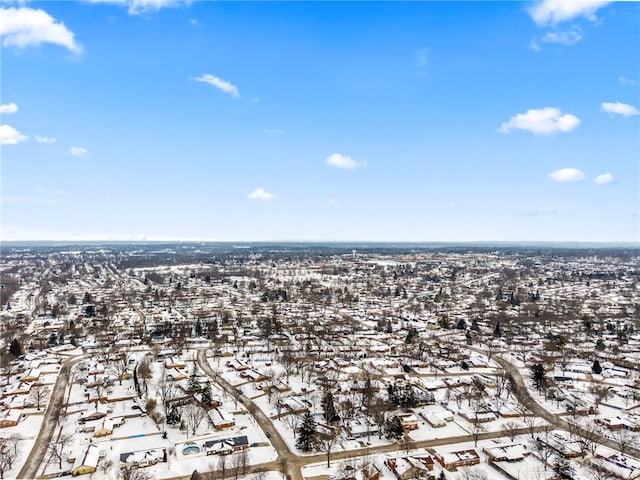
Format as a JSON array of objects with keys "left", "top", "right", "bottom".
[
  {"left": 592, "top": 446, "right": 640, "bottom": 479},
  {"left": 208, "top": 408, "right": 235, "bottom": 430},
  {"left": 79, "top": 410, "right": 108, "bottom": 424},
  {"left": 203, "top": 435, "right": 249, "bottom": 456},
  {"left": 281, "top": 396, "right": 310, "bottom": 414},
  {"left": 398, "top": 413, "right": 419, "bottom": 431},
  {"left": 120, "top": 448, "right": 166, "bottom": 468},
  {"left": 386, "top": 455, "right": 435, "bottom": 480},
  {"left": 21, "top": 368, "right": 40, "bottom": 382},
  {"left": 72, "top": 444, "right": 100, "bottom": 476},
  {"left": 332, "top": 462, "right": 382, "bottom": 480},
  {"left": 345, "top": 418, "right": 379, "bottom": 439},
  {"left": 94, "top": 418, "right": 114, "bottom": 437},
  {"left": 537, "top": 431, "right": 584, "bottom": 458},
  {"left": 483, "top": 442, "right": 527, "bottom": 462},
  {"left": 0, "top": 409, "right": 21, "bottom": 428},
  {"left": 421, "top": 412, "right": 446, "bottom": 428},
  {"left": 433, "top": 448, "right": 480, "bottom": 471}
]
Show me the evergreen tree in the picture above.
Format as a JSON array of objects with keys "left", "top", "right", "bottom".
[
  {"left": 48, "top": 332, "right": 58, "bottom": 347},
  {"left": 552, "top": 456, "right": 575, "bottom": 479},
  {"left": 296, "top": 411, "right": 318, "bottom": 452},
  {"left": 188, "top": 365, "right": 200, "bottom": 392},
  {"left": 592, "top": 359, "right": 602, "bottom": 375},
  {"left": 166, "top": 408, "right": 181, "bottom": 425},
  {"left": 190, "top": 470, "right": 201, "bottom": 480},
  {"left": 384, "top": 415, "right": 403, "bottom": 440},
  {"left": 437, "top": 472, "right": 447, "bottom": 480},
  {"left": 494, "top": 321, "right": 502, "bottom": 338},
  {"left": 531, "top": 363, "right": 547, "bottom": 392},
  {"left": 201, "top": 382, "right": 212, "bottom": 407},
  {"left": 322, "top": 390, "right": 337, "bottom": 423},
  {"left": 8, "top": 338, "right": 22, "bottom": 357},
  {"left": 195, "top": 318, "right": 202, "bottom": 337}
]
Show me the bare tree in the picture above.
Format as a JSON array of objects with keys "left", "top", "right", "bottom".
[
  {"left": 91, "top": 376, "right": 107, "bottom": 409},
  {"left": 521, "top": 408, "right": 539, "bottom": 439},
  {"left": 587, "top": 463, "right": 615, "bottom": 480},
  {"left": 457, "top": 469, "right": 488, "bottom": 480},
  {"left": 47, "top": 432, "right": 73, "bottom": 469},
  {"left": 137, "top": 357, "right": 153, "bottom": 395},
  {"left": 284, "top": 413, "right": 300, "bottom": 439},
  {"left": 589, "top": 384, "right": 611, "bottom": 414},
  {"left": 183, "top": 403, "right": 206, "bottom": 437},
  {"left": 122, "top": 466, "right": 153, "bottom": 480},
  {"left": 278, "top": 458, "right": 287, "bottom": 480},
  {"left": 503, "top": 421, "right": 519, "bottom": 441},
  {"left": 111, "top": 354, "right": 129, "bottom": 385},
  {"left": 29, "top": 384, "right": 51, "bottom": 411},
  {"left": 231, "top": 450, "right": 246, "bottom": 480},
  {"left": 612, "top": 429, "right": 638, "bottom": 455},
  {"left": 321, "top": 434, "right": 338, "bottom": 468},
  {"left": 579, "top": 419, "right": 603, "bottom": 455},
  {"left": 0, "top": 437, "right": 19, "bottom": 479},
  {"left": 218, "top": 454, "right": 227, "bottom": 480}
]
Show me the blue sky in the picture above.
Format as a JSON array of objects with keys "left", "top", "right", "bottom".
[{"left": 1, "top": 0, "right": 638, "bottom": 242}]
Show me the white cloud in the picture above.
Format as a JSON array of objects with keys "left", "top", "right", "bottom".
[
  {"left": 522, "top": 207, "right": 558, "bottom": 216},
  {"left": 325, "top": 153, "right": 366, "bottom": 169},
  {"left": 540, "top": 28, "right": 582, "bottom": 45},
  {"left": 193, "top": 74, "right": 240, "bottom": 98},
  {"left": 498, "top": 107, "right": 580, "bottom": 135},
  {"left": 528, "top": 0, "right": 611, "bottom": 26},
  {"left": 0, "top": 102, "right": 17, "bottom": 114},
  {"left": 619, "top": 76, "right": 637, "bottom": 86},
  {"left": 0, "top": 123, "right": 27, "bottom": 144},
  {"left": 0, "top": 6, "right": 82, "bottom": 53},
  {"left": 85, "top": 0, "right": 184, "bottom": 15},
  {"left": 263, "top": 128, "right": 283, "bottom": 135},
  {"left": 35, "top": 135, "right": 56, "bottom": 144},
  {"left": 328, "top": 197, "right": 338, "bottom": 205},
  {"left": 248, "top": 187, "right": 276, "bottom": 201},
  {"left": 594, "top": 172, "right": 613, "bottom": 184},
  {"left": 549, "top": 167, "right": 586, "bottom": 182},
  {"left": 601, "top": 101, "right": 639, "bottom": 117},
  {"left": 69, "top": 146, "right": 87, "bottom": 156}
]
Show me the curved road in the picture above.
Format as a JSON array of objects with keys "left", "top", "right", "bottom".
[
  {"left": 17, "top": 354, "right": 86, "bottom": 480},
  {"left": 473, "top": 347, "right": 640, "bottom": 458},
  {"left": 195, "top": 349, "right": 550, "bottom": 480}
]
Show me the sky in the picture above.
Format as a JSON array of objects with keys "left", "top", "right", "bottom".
[{"left": 1, "top": 0, "right": 639, "bottom": 242}]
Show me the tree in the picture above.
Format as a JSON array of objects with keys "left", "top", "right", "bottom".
[
  {"left": 111, "top": 355, "right": 128, "bottom": 385},
  {"left": 29, "top": 384, "right": 51, "bottom": 411},
  {"left": 552, "top": 455, "right": 575, "bottom": 480},
  {"left": 47, "top": 432, "right": 73, "bottom": 469},
  {"left": 137, "top": 357, "right": 153, "bottom": 395},
  {"left": 8, "top": 339, "right": 22, "bottom": 357},
  {"left": 592, "top": 359, "right": 603, "bottom": 375},
  {"left": 503, "top": 421, "right": 519, "bottom": 441},
  {"left": 191, "top": 471, "right": 202, "bottom": 480},
  {"left": 183, "top": 403, "right": 206, "bottom": 437},
  {"left": 322, "top": 390, "right": 338, "bottom": 423},
  {"left": 612, "top": 429, "right": 638, "bottom": 455},
  {"left": 321, "top": 434, "right": 337, "bottom": 468},
  {"left": 384, "top": 415, "right": 403, "bottom": 440},
  {"left": 0, "top": 436, "right": 19, "bottom": 479},
  {"left": 530, "top": 363, "right": 547, "bottom": 392},
  {"left": 590, "top": 384, "right": 610, "bottom": 413},
  {"left": 201, "top": 382, "right": 213, "bottom": 407},
  {"left": 296, "top": 411, "right": 318, "bottom": 452},
  {"left": 189, "top": 365, "right": 201, "bottom": 393}
]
